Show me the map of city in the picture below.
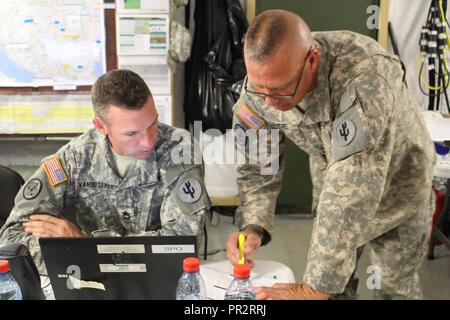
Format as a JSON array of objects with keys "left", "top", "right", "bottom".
[{"left": 0, "top": 0, "right": 106, "bottom": 87}]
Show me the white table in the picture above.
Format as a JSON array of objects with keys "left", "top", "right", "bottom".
[{"left": 200, "top": 260, "right": 296, "bottom": 300}]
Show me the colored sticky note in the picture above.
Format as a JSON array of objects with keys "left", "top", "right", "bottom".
[{"left": 124, "top": 0, "right": 141, "bottom": 9}]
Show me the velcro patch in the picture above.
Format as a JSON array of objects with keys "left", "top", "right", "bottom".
[
  {"left": 23, "top": 178, "right": 42, "bottom": 200},
  {"left": 43, "top": 157, "right": 68, "bottom": 186},
  {"left": 178, "top": 178, "right": 202, "bottom": 203},
  {"left": 236, "top": 104, "right": 266, "bottom": 130},
  {"left": 332, "top": 103, "right": 367, "bottom": 161},
  {"left": 334, "top": 119, "right": 356, "bottom": 147}
]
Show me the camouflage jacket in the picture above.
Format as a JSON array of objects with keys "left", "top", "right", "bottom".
[
  {"left": 0, "top": 124, "right": 209, "bottom": 274},
  {"left": 233, "top": 31, "right": 436, "bottom": 293}
]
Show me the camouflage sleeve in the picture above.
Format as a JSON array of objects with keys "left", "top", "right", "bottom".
[
  {"left": 0, "top": 154, "right": 72, "bottom": 274},
  {"left": 137, "top": 133, "right": 209, "bottom": 248},
  {"left": 303, "top": 72, "right": 396, "bottom": 294},
  {"left": 142, "top": 165, "right": 209, "bottom": 239},
  {"left": 234, "top": 115, "right": 285, "bottom": 242},
  {"left": 309, "top": 155, "right": 327, "bottom": 216}
]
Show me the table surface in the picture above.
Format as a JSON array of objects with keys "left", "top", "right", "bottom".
[
  {"left": 40, "top": 259, "right": 295, "bottom": 300},
  {"left": 200, "top": 260, "right": 296, "bottom": 300}
]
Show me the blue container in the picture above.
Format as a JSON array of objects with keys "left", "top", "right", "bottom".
[{"left": 434, "top": 142, "right": 450, "bottom": 155}]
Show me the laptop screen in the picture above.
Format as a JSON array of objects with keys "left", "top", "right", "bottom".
[{"left": 39, "top": 236, "right": 197, "bottom": 300}]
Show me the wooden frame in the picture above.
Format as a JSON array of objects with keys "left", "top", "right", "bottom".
[
  {"left": 378, "top": 0, "right": 390, "bottom": 49},
  {"left": 246, "top": 0, "right": 256, "bottom": 23},
  {"left": 210, "top": 196, "right": 241, "bottom": 207}
]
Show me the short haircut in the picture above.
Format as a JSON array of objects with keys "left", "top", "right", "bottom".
[
  {"left": 244, "top": 12, "right": 287, "bottom": 61},
  {"left": 91, "top": 69, "right": 152, "bottom": 120}
]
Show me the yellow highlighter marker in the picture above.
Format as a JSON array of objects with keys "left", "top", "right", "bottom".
[{"left": 238, "top": 233, "right": 245, "bottom": 265}]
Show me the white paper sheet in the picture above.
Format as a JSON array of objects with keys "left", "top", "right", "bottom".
[
  {"left": 0, "top": 94, "right": 93, "bottom": 134},
  {"left": 117, "top": 15, "right": 169, "bottom": 56},
  {"left": 153, "top": 95, "right": 172, "bottom": 125},
  {"left": 119, "top": 55, "right": 170, "bottom": 95}
]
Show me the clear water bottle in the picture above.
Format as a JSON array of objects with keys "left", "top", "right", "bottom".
[
  {"left": 175, "top": 257, "right": 206, "bottom": 300},
  {"left": 0, "top": 260, "right": 22, "bottom": 300},
  {"left": 224, "top": 264, "right": 256, "bottom": 300}
]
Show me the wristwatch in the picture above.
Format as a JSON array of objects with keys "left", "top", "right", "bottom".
[{"left": 241, "top": 224, "right": 271, "bottom": 246}]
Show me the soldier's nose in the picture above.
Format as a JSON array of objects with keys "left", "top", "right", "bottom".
[
  {"left": 265, "top": 95, "right": 281, "bottom": 106},
  {"left": 139, "top": 134, "right": 152, "bottom": 149}
]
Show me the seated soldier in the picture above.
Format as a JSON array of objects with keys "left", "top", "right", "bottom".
[{"left": 0, "top": 69, "right": 210, "bottom": 274}]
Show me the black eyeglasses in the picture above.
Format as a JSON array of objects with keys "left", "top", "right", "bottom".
[{"left": 245, "top": 46, "right": 312, "bottom": 101}]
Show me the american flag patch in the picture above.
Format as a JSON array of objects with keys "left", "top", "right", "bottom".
[
  {"left": 43, "top": 157, "right": 68, "bottom": 186},
  {"left": 236, "top": 104, "right": 266, "bottom": 130}
]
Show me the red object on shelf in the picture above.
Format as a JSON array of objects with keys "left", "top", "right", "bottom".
[{"left": 431, "top": 189, "right": 446, "bottom": 246}]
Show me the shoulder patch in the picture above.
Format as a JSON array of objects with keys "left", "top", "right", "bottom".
[
  {"left": 236, "top": 104, "right": 266, "bottom": 130},
  {"left": 178, "top": 178, "right": 202, "bottom": 203},
  {"left": 334, "top": 119, "right": 356, "bottom": 147},
  {"left": 43, "top": 157, "right": 68, "bottom": 186},
  {"left": 332, "top": 86, "right": 368, "bottom": 161},
  {"left": 23, "top": 178, "right": 42, "bottom": 200}
]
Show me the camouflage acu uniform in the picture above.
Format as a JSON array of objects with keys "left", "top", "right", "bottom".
[
  {"left": 233, "top": 31, "right": 435, "bottom": 299},
  {"left": 0, "top": 124, "right": 209, "bottom": 275}
]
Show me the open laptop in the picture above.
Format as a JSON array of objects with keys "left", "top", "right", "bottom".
[{"left": 39, "top": 236, "right": 197, "bottom": 300}]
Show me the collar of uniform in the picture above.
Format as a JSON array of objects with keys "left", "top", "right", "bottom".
[
  {"left": 91, "top": 130, "right": 160, "bottom": 190},
  {"left": 119, "top": 125, "right": 186, "bottom": 190},
  {"left": 89, "top": 132, "right": 122, "bottom": 186},
  {"left": 153, "top": 124, "right": 181, "bottom": 160},
  {"left": 119, "top": 151, "right": 159, "bottom": 190},
  {"left": 297, "top": 39, "right": 332, "bottom": 126}
]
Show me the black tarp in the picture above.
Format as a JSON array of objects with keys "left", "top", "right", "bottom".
[{"left": 184, "top": 0, "right": 248, "bottom": 133}]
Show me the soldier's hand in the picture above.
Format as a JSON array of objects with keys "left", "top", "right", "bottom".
[
  {"left": 226, "top": 231, "right": 261, "bottom": 268},
  {"left": 255, "top": 283, "right": 330, "bottom": 300},
  {"left": 23, "top": 214, "right": 84, "bottom": 238}
]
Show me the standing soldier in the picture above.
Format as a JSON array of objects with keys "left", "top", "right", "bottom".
[{"left": 227, "top": 10, "right": 435, "bottom": 299}]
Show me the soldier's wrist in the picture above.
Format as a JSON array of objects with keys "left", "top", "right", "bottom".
[{"left": 241, "top": 224, "right": 271, "bottom": 246}]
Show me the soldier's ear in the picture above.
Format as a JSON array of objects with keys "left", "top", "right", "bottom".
[
  {"left": 93, "top": 117, "right": 108, "bottom": 136},
  {"left": 308, "top": 49, "right": 320, "bottom": 72}
]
